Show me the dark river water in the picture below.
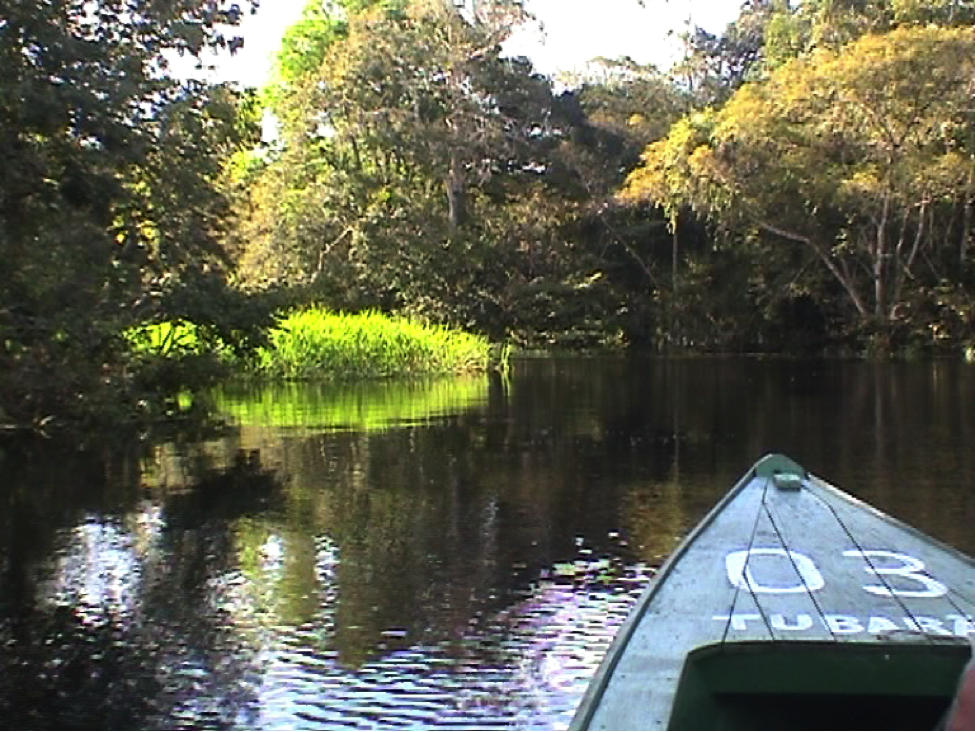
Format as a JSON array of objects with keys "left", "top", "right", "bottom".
[{"left": 1, "top": 357, "right": 974, "bottom": 729}]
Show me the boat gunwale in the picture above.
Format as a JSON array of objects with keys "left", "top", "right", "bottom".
[
  {"left": 802, "top": 470, "right": 975, "bottom": 570},
  {"left": 568, "top": 455, "right": 775, "bottom": 729}
]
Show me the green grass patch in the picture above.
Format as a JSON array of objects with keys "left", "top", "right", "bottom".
[
  {"left": 124, "top": 308, "right": 493, "bottom": 383},
  {"left": 255, "top": 308, "right": 491, "bottom": 379}
]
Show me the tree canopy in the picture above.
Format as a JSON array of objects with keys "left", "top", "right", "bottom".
[
  {"left": 624, "top": 25, "right": 975, "bottom": 350},
  {"left": 7, "top": 0, "right": 975, "bottom": 431},
  {"left": 0, "top": 0, "right": 261, "bottom": 424}
]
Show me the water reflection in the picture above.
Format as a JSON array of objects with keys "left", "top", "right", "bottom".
[
  {"left": 248, "top": 559, "right": 648, "bottom": 731},
  {"left": 0, "top": 359, "right": 973, "bottom": 729},
  {"left": 215, "top": 376, "right": 490, "bottom": 432},
  {"left": 40, "top": 515, "right": 146, "bottom": 624}
]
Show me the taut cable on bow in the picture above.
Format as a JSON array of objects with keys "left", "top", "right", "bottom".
[
  {"left": 760, "top": 496, "right": 838, "bottom": 642},
  {"left": 808, "top": 487, "right": 938, "bottom": 643},
  {"left": 721, "top": 477, "right": 777, "bottom": 646}
]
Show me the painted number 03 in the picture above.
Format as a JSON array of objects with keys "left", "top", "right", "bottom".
[{"left": 725, "top": 549, "right": 948, "bottom": 598}]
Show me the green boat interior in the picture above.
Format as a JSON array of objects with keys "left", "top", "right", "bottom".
[{"left": 668, "top": 640, "right": 970, "bottom": 730}]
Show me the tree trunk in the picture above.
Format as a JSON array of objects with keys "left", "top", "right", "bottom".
[
  {"left": 964, "top": 28, "right": 975, "bottom": 267},
  {"left": 962, "top": 150, "right": 974, "bottom": 268},
  {"left": 446, "top": 149, "right": 466, "bottom": 235},
  {"left": 671, "top": 221, "right": 679, "bottom": 348},
  {"left": 874, "top": 190, "right": 890, "bottom": 320},
  {"left": 757, "top": 220, "right": 869, "bottom": 316},
  {"left": 871, "top": 189, "right": 892, "bottom": 356}
]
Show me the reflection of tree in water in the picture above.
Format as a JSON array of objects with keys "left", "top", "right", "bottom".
[
  {"left": 140, "top": 449, "right": 285, "bottom": 728},
  {"left": 0, "top": 445, "right": 285, "bottom": 729},
  {"left": 6, "top": 361, "right": 972, "bottom": 728}
]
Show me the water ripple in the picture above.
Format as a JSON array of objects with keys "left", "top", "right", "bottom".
[{"left": 246, "top": 559, "right": 652, "bottom": 730}]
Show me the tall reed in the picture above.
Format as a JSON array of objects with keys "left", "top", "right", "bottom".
[{"left": 255, "top": 308, "right": 490, "bottom": 379}]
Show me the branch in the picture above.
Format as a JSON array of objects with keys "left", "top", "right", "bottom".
[{"left": 757, "top": 219, "right": 869, "bottom": 317}]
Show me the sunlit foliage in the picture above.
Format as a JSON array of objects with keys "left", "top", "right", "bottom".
[{"left": 625, "top": 26, "right": 975, "bottom": 352}]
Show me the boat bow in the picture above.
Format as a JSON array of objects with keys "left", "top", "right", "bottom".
[{"left": 572, "top": 454, "right": 975, "bottom": 730}]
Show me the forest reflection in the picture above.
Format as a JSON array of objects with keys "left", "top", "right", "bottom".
[{"left": 0, "top": 358, "right": 973, "bottom": 728}]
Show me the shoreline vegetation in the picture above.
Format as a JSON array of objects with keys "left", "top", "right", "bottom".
[
  {"left": 6, "top": 1, "right": 975, "bottom": 438},
  {"left": 0, "top": 308, "right": 498, "bottom": 439},
  {"left": 127, "top": 307, "right": 496, "bottom": 380}
]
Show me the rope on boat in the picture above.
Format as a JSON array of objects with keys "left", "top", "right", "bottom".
[
  {"left": 722, "top": 470, "right": 973, "bottom": 647},
  {"left": 946, "top": 587, "right": 975, "bottom": 620},
  {"left": 805, "top": 487, "right": 936, "bottom": 643},
  {"left": 806, "top": 486, "right": 975, "bottom": 640},
  {"left": 720, "top": 477, "right": 776, "bottom": 645},
  {"left": 759, "top": 494, "right": 838, "bottom": 642}
]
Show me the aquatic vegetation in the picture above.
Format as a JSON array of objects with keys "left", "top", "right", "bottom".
[
  {"left": 125, "top": 309, "right": 493, "bottom": 383},
  {"left": 255, "top": 308, "right": 491, "bottom": 379}
]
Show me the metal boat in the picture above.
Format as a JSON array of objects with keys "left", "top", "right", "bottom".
[{"left": 570, "top": 454, "right": 975, "bottom": 730}]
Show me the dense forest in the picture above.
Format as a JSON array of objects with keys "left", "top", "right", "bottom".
[{"left": 4, "top": 0, "right": 975, "bottom": 428}]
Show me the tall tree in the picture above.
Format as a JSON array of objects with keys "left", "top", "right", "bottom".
[
  {"left": 625, "top": 26, "right": 975, "bottom": 351},
  {"left": 761, "top": 0, "right": 975, "bottom": 71},
  {"left": 238, "top": 1, "right": 565, "bottom": 319},
  {"left": 0, "top": 0, "right": 259, "bottom": 422},
  {"left": 670, "top": 0, "right": 781, "bottom": 108}
]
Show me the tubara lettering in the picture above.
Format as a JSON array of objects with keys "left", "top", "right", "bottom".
[{"left": 713, "top": 612, "right": 975, "bottom": 636}]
